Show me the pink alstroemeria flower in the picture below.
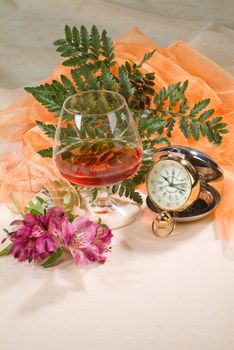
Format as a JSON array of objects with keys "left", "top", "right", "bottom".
[
  {"left": 10, "top": 207, "right": 67, "bottom": 262},
  {"left": 62, "top": 217, "right": 113, "bottom": 265}
]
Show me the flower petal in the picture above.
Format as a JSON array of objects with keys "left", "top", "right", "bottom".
[
  {"left": 24, "top": 213, "right": 40, "bottom": 227},
  {"left": 45, "top": 206, "right": 67, "bottom": 229},
  {"left": 72, "top": 217, "right": 98, "bottom": 242},
  {"left": 31, "top": 224, "right": 45, "bottom": 238},
  {"left": 71, "top": 249, "right": 92, "bottom": 265},
  {"left": 36, "top": 234, "right": 58, "bottom": 254},
  {"left": 60, "top": 221, "right": 74, "bottom": 246},
  {"left": 11, "top": 243, "right": 28, "bottom": 261}
]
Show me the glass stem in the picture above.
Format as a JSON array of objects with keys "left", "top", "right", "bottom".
[
  {"left": 96, "top": 187, "right": 112, "bottom": 207},
  {"left": 92, "top": 187, "right": 113, "bottom": 214}
]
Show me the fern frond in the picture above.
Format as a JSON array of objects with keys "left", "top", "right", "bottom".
[
  {"left": 90, "top": 25, "right": 101, "bottom": 58},
  {"left": 101, "top": 30, "right": 116, "bottom": 67},
  {"left": 36, "top": 121, "right": 56, "bottom": 139},
  {"left": 136, "top": 49, "right": 156, "bottom": 68},
  {"left": 37, "top": 148, "right": 53, "bottom": 158},
  {"left": 112, "top": 183, "right": 143, "bottom": 205},
  {"left": 100, "top": 63, "right": 118, "bottom": 91},
  {"left": 118, "top": 66, "right": 135, "bottom": 100},
  {"left": 71, "top": 69, "right": 87, "bottom": 91},
  {"left": 80, "top": 25, "right": 90, "bottom": 53}
]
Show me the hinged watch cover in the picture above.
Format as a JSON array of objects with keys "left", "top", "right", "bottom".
[{"left": 146, "top": 146, "right": 223, "bottom": 222}]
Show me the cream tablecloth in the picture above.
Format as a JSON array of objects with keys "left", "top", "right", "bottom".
[{"left": 0, "top": 1, "right": 234, "bottom": 350}]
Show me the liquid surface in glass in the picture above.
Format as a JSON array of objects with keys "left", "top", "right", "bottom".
[{"left": 55, "top": 139, "right": 142, "bottom": 186}]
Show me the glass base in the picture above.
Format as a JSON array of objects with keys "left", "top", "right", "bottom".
[{"left": 78, "top": 195, "right": 142, "bottom": 230}]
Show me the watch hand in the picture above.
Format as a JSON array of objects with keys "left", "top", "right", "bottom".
[
  {"left": 171, "top": 171, "right": 175, "bottom": 185},
  {"left": 160, "top": 175, "right": 170, "bottom": 184},
  {"left": 170, "top": 184, "right": 185, "bottom": 192}
]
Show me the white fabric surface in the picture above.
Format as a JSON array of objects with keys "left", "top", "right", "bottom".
[{"left": 0, "top": 1, "right": 234, "bottom": 350}]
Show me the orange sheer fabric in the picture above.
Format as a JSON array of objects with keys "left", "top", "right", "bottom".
[{"left": 0, "top": 28, "right": 233, "bottom": 238}]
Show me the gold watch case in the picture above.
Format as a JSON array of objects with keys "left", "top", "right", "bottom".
[{"left": 146, "top": 146, "right": 223, "bottom": 222}]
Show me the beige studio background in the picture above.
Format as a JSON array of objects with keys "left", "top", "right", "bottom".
[{"left": 0, "top": 0, "right": 233, "bottom": 89}]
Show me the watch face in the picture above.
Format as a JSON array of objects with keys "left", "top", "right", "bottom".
[{"left": 147, "top": 159, "right": 192, "bottom": 211}]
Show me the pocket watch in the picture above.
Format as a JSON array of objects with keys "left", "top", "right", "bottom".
[{"left": 146, "top": 146, "right": 223, "bottom": 237}]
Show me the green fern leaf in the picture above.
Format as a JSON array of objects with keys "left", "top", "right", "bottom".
[
  {"left": 101, "top": 30, "right": 115, "bottom": 67},
  {"left": 113, "top": 183, "right": 143, "bottom": 205},
  {"left": 144, "top": 79, "right": 155, "bottom": 87},
  {"left": 213, "top": 130, "right": 222, "bottom": 145},
  {"left": 147, "top": 120, "right": 166, "bottom": 137},
  {"left": 200, "top": 122, "right": 207, "bottom": 137},
  {"left": 112, "top": 184, "right": 119, "bottom": 194},
  {"left": 37, "top": 148, "right": 53, "bottom": 158},
  {"left": 65, "top": 25, "right": 72, "bottom": 43},
  {"left": 151, "top": 136, "right": 171, "bottom": 146},
  {"left": 118, "top": 185, "right": 125, "bottom": 197},
  {"left": 140, "top": 117, "right": 166, "bottom": 137},
  {"left": 25, "top": 84, "right": 64, "bottom": 113},
  {"left": 89, "top": 188, "right": 98, "bottom": 202},
  {"left": 199, "top": 109, "right": 215, "bottom": 122},
  {"left": 214, "top": 122, "right": 227, "bottom": 130},
  {"left": 72, "top": 26, "right": 80, "bottom": 47},
  {"left": 80, "top": 25, "right": 90, "bottom": 53},
  {"left": 137, "top": 49, "right": 156, "bottom": 68},
  {"left": 90, "top": 25, "right": 101, "bottom": 57},
  {"left": 56, "top": 43, "right": 72, "bottom": 53},
  {"left": 51, "top": 80, "right": 64, "bottom": 93},
  {"left": 125, "top": 61, "right": 132, "bottom": 74},
  {"left": 190, "top": 120, "right": 200, "bottom": 140},
  {"left": 36, "top": 121, "right": 56, "bottom": 139},
  {"left": 128, "top": 188, "right": 143, "bottom": 205},
  {"left": 118, "top": 66, "right": 135, "bottom": 100},
  {"left": 100, "top": 63, "right": 117, "bottom": 91},
  {"left": 132, "top": 163, "right": 153, "bottom": 185},
  {"left": 85, "top": 70, "right": 100, "bottom": 90},
  {"left": 53, "top": 39, "right": 67, "bottom": 46},
  {"left": 180, "top": 116, "right": 190, "bottom": 138},
  {"left": 153, "top": 87, "right": 167, "bottom": 110},
  {"left": 218, "top": 129, "right": 228, "bottom": 134},
  {"left": 63, "top": 56, "right": 88, "bottom": 66},
  {"left": 206, "top": 123, "right": 214, "bottom": 143},
  {"left": 209, "top": 116, "right": 223, "bottom": 126},
  {"left": 179, "top": 100, "right": 189, "bottom": 113},
  {"left": 61, "top": 48, "right": 77, "bottom": 57},
  {"left": 145, "top": 73, "right": 155, "bottom": 80},
  {"left": 167, "top": 118, "right": 176, "bottom": 137},
  {"left": 143, "top": 85, "right": 155, "bottom": 95},
  {"left": 85, "top": 124, "right": 96, "bottom": 138},
  {"left": 71, "top": 69, "right": 87, "bottom": 91},
  {"left": 182, "top": 80, "right": 189, "bottom": 92},
  {"left": 60, "top": 75, "right": 76, "bottom": 94},
  {"left": 190, "top": 99, "right": 210, "bottom": 117},
  {"left": 60, "top": 123, "right": 77, "bottom": 140}
]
